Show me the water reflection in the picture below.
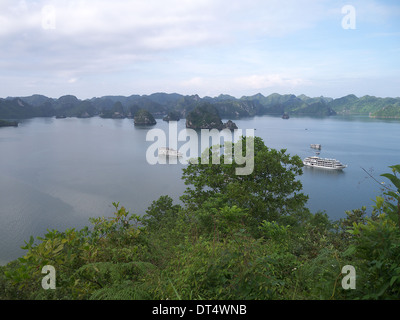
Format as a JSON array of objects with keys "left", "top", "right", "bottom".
[
  {"left": 302, "top": 166, "right": 346, "bottom": 177},
  {"left": 43, "top": 117, "right": 54, "bottom": 124},
  {"left": 331, "top": 115, "right": 400, "bottom": 124}
]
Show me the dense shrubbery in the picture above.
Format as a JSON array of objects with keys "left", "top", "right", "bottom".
[{"left": 1, "top": 138, "right": 399, "bottom": 300}]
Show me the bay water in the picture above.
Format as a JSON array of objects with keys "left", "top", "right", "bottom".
[{"left": 0, "top": 115, "right": 399, "bottom": 265}]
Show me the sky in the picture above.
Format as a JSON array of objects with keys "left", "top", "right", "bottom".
[{"left": 0, "top": 0, "right": 399, "bottom": 100}]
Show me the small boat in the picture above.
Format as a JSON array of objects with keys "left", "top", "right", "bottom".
[
  {"left": 303, "top": 156, "right": 347, "bottom": 170},
  {"left": 158, "top": 147, "right": 183, "bottom": 157},
  {"left": 310, "top": 144, "right": 322, "bottom": 150},
  {"left": 282, "top": 113, "right": 290, "bottom": 119}
]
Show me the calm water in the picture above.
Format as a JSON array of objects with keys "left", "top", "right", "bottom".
[{"left": 0, "top": 115, "right": 399, "bottom": 265}]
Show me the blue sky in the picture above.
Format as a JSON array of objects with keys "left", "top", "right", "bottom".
[{"left": 0, "top": 0, "right": 399, "bottom": 99}]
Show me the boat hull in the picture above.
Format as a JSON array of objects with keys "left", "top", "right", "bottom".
[{"left": 303, "top": 162, "right": 347, "bottom": 170}]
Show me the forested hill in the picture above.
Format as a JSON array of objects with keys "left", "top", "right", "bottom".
[{"left": 1, "top": 92, "right": 399, "bottom": 120}]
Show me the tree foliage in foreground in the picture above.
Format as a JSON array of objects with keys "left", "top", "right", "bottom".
[
  {"left": 181, "top": 137, "right": 309, "bottom": 233},
  {"left": 1, "top": 138, "right": 400, "bottom": 300}
]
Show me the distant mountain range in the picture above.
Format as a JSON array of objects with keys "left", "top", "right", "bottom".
[{"left": 1, "top": 92, "right": 400, "bottom": 120}]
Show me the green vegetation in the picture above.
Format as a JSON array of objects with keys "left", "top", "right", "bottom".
[
  {"left": 0, "top": 119, "right": 18, "bottom": 127},
  {"left": 3, "top": 92, "right": 400, "bottom": 120},
  {"left": 185, "top": 103, "right": 224, "bottom": 129},
  {"left": 163, "top": 110, "right": 181, "bottom": 122},
  {"left": 185, "top": 103, "right": 238, "bottom": 129},
  {"left": 242, "top": 93, "right": 337, "bottom": 116},
  {"left": 134, "top": 109, "right": 157, "bottom": 126},
  {"left": 100, "top": 101, "right": 126, "bottom": 119},
  {"left": 329, "top": 95, "right": 400, "bottom": 115},
  {"left": 370, "top": 105, "right": 400, "bottom": 119},
  {"left": 0, "top": 98, "right": 42, "bottom": 119},
  {"left": 1, "top": 137, "right": 400, "bottom": 300}
]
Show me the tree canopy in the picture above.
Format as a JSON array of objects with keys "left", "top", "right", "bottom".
[{"left": 181, "top": 136, "right": 309, "bottom": 231}]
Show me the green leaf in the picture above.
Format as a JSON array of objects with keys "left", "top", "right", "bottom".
[
  {"left": 53, "top": 244, "right": 64, "bottom": 255},
  {"left": 390, "top": 276, "right": 399, "bottom": 287},
  {"left": 168, "top": 279, "right": 182, "bottom": 300},
  {"left": 381, "top": 173, "right": 400, "bottom": 190},
  {"left": 389, "top": 165, "right": 400, "bottom": 174},
  {"left": 373, "top": 196, "right": 385, "bottom": 209},
  {"left": 343, "top": 245, "right": 356, "bottom": 257}
]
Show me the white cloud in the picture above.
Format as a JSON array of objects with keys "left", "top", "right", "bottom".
[
  {"left": 0, "top": 0, "right": 398, "bottom": 98},
  {"left": 181, "top": 77, "right": 205, "bottom": 87},
  {"left": 0, "top": 0, "right": 328, "bottom": 58},
  {"left": 235, "top": 74, "right": 310, "bottom": 90},
  {"left": 0, "top": 0, "right": 230, "bottom": 80}
]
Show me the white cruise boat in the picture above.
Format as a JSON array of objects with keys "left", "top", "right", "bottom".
[
  {"left": 158, "top": 147, "right": 183, "bottom": 157},
  {"left": 303, "top": 156, "right": 347, "bottom": 170}
]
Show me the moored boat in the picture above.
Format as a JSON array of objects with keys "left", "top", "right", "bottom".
[
  {"left": 303, "top": 156, "right": 347, "bottom": 170},
  {"left": 158, "top": 147, "right": 183, "bottom": 157}
]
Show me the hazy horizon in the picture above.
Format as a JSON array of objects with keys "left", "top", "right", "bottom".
[{"left": 2, "top": 91, "right": 400, "bottom": 102}]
